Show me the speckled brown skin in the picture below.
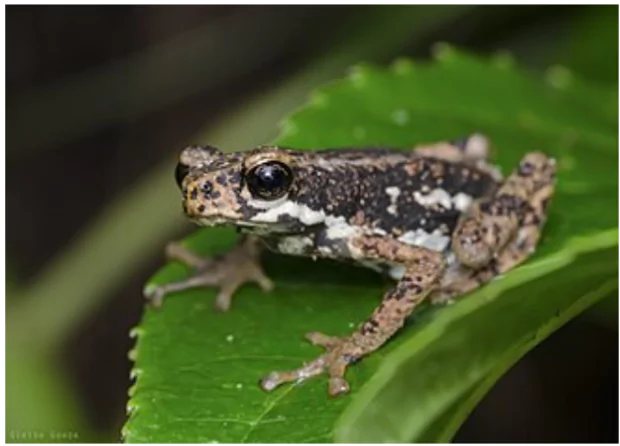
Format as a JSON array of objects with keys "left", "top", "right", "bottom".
[{"left": 146, "top": 134, "right": 556, "bottom": 396}]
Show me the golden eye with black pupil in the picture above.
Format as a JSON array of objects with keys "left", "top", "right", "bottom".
[
  {"left": 246, "top": 161, "right": 293, "bottom": 200},
  {"left": 175, "top": 163, "right": 190, "bottom": 189}
]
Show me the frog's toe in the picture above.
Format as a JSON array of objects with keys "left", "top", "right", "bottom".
[
  {"left": 258, "top": 335, "right": 359, "bottom": 396},
  {"left": 328, "top": 376, "right": 350, "bottom": 396},
  {"left": 259, "top": 372, "right": 284, "bottom": 392},
  {"left": 214, "top": 289, "right": 233, "bottom": 312},
  {"left": 259, "top": 355, "right": 326, "bottom": 392}
]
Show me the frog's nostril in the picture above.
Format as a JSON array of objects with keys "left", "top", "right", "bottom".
[
  {"left": 202, "top": 181, "right": 213, "bottom": 197},
  {"left": 175, "top": 163, "right": 190, "bottom": 189}
]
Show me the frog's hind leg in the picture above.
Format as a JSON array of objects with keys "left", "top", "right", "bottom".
[
  {"left": 412, "top": 133, "right": 490, "bottom": 164},
  {"left": 433, "top": 152, "right": 556, "bottom": 302},
  {"left": 144, "top": 235, "right": 273, "bottom": 311},
  {"left": 259, "top": 236, "right": 445, "bottom": 396},
  {"left": 452, "top": 152, "right": 556, "bottom": 268}
]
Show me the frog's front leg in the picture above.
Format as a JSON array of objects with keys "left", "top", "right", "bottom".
[
  {"left": 144, "top": 235, "right": 273, "bottom": 311},
  {"left": 434, "top": 152, "right": 556, "bottom": 302},
  {"left": 259, "top": 236, "right": 445, "bottom": 396}
]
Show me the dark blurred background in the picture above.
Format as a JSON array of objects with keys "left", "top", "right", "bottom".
[{"left": 6, "top": 5, "right": 618, "bottom": 443}]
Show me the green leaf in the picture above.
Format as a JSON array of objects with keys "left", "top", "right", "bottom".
[
  {"left": 560, "top": 5, "right": 619, "bottom": 86},
  {"left": 123, "top": 49, "right": 618, "bottom": 443}
]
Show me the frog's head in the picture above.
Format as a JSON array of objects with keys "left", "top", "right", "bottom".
[{"left": 176, "top": 145, "right": 321, "bottom": 233}]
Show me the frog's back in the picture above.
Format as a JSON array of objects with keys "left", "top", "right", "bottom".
[
  {"left": 358, "top": 156, "right": 498, "bottom": 240},
  {"left": 295, "top": 148, "right": 499, "bottom": 239}
]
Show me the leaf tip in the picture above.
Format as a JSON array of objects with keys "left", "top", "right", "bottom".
[
  {"left": 129, "top": 326, "right": 143, "bottom": 339},
  {"left": 129, "top": 366, "right": 143, "bottom": 382},
  {"left": 126, "top": 398, "right": 138, "bottom": 416},
  {"left": 127, "top": 347, "right": 138, "bottom": 362},
  {"left": 123, "top": 377, "right": 142, "bottom": 441},
  {"left": 120, "top": 425, "right": 131, "bottom": 443}
]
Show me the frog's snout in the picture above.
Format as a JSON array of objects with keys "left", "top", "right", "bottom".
[{"left": 180, "top": 172, "right": 245, "bottom": 224}]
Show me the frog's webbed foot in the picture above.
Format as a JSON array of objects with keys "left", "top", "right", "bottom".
[
  {"left": 144, "top": 236, "right": 273, "bottom": 311},
  {"left": 259, "top": 332, "right": 358, "bottom": 397}
]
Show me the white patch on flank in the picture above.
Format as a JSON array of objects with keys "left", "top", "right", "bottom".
[
  {"left": 414, "top": 189, "right": 475, "bottom": 212},
  {"left": 277, "top": 236, "right": 314, "bottom": 256},
  {"left": 414, "top": 188, "right": 453, "bottom": 209},
  {"left": 251, "top": 201, "right": 326, "bottom": 225},
  {"left": 453, "top": 192, "right": 473, "bottom": 212},
  {"left": 385, "top": 186, "right": 401, "bottom": 216},
  {"left": 398, "top": 228, "right": 451, "bottom": 252},
  {"left": 324, "top": 216, "right": 359, "bottom": 240}
]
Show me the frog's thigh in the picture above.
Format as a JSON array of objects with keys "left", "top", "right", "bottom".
[
  {"left": 432, "top": 155, "right": 556, "bottom": 302},
  {"left": 347, "top": 235, "right": 445, "bottom": 354},
  {"left": 494, "top": 181, "right": 554, "bottom": 270},
  {"left": 451, "top": 152, "right": 556, "bottom": 269},
  {"left": 412, "top": 133, "right": 490, "bottom": 163}
]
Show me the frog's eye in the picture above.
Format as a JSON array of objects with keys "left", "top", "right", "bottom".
[
  {"left": 246, "top": 161, "right": 293, "bottom": 200},
  {"left": 175, "top": 163, "right": 190, "bottom": 189}
]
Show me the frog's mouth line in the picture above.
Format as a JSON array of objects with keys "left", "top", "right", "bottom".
[{"left": 192, "top": 217, "right": 297, "bottom": 233}]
